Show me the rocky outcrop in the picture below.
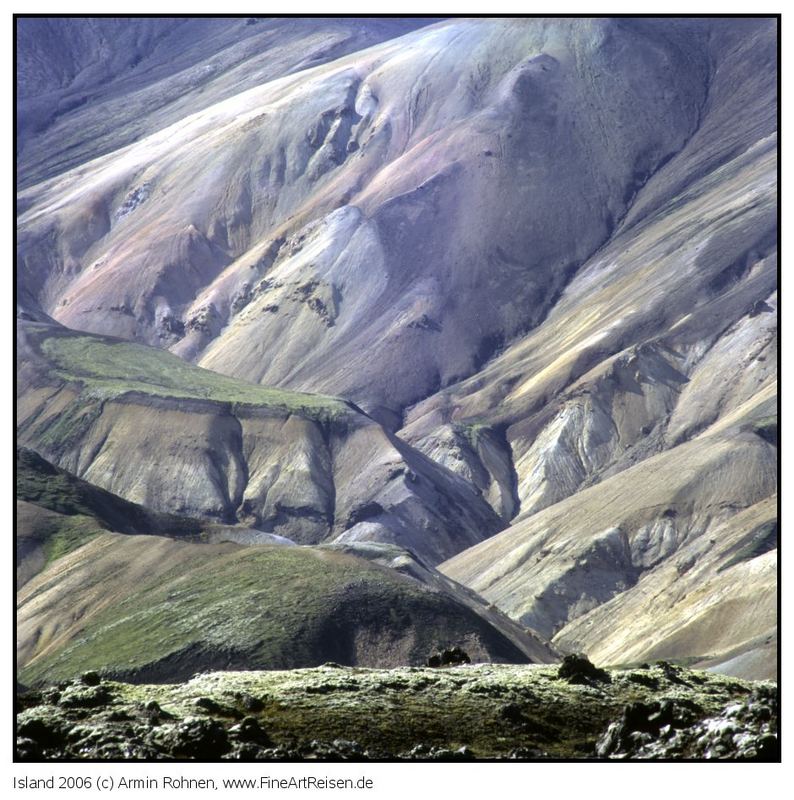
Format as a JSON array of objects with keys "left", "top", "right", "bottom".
[{"left": 596, "top": 682, "right": 778, "bottom": 759}]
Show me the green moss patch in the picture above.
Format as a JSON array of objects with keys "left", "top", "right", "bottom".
[
  {"left": 41, "top": 516, "right": 104, "bottom": 567},
  {"left": 38, "top": 331, "right": 348, "bottom": 419}
]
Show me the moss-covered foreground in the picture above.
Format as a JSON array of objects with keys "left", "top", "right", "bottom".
[{"left": 16, "top": 663, "right": 778, "bottom": 761}]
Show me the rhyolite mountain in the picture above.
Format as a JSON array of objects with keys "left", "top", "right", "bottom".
[
  {"left": 16, "top": 17, "right": 777, "bottom": 684},
  {"left": 17, "top": 17, "right": 438, "bottom": 188}
]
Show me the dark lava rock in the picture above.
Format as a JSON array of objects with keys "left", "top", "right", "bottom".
[
  {"left": 141, "top": 699, "right": 174, "bottom": 725},
  {"left": 331, "top": 739, "right": 366, "bottom": 758},
  {"left": 237, "top": 692, "right": 265, "bottom": 712},
  {"left": 427, "top": 647, "right": 471, "bottom": 667},
  {"left": 194, "top": 696, "right": 238, "bottom": 716},
  {"left": 620, "top": 698, "right": 700, "bottom": 735},
  {"left": 656, "top": 660, "right": 689, "bottom": 686},
  {"left": 58, "top": 684, "right": 112, "bottom": 708},
  {"left": 156, "top": 717, "right": 230, "bottom": 759},
  {"left": 498, "top": 702, "right": 558, "bottom": 740},
  {"left": 17, "top": 716, "right": 64, "bottom": 747},
  {"left": 16, "top": 690, "right": 44, "bottom": 712},
  {"left": 402, "top": 744, "right": 475, "bottom": 761},
  {"left": 231, "top": 716, "right": 270, "bottom": 745},
  {"left": 557, "top": 653, "right": 611, "bottom": 685},
  {"left": 500, "top": 702, "right": 527, "bottom": 725},
  {"left": 429, "top": 745, "right": 476, "bottom": 761},
  {"left": 80, "top": 670, "right": 102, "bottom": 686},
  {"left": 16, "top": 737, "right": 42, "bottom": 761},
  {"left": 509, "top": 746, "right": 549, "bottom": 759},
  {"left": 626, "top": 671, "right": 660, "bottom": 689},
  {"left": 597, "top": 692, "right": 778, "bottom": 760},
  {"left": 297, "top": 738, "right": 367, "bottom": 760}
]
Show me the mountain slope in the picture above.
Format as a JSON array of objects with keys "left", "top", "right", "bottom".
[
  {"left": 15, "top": 17, "right": 777, "bottom": 682},
  {"left": 404, "top": 18, "right": 777, "bottom": 678},
  {"left": 17, "top": 445, "right": 206, "bottom": 538},
  {"left": 17, "top": 17, "right": 436, "bottom": 188},
  {"left": 19, "top": 17, "right": 716, "bottom": 422},
  {"left": 17, "top": 318, "right": 502, "bottom": 564},
  {"left": 441, "top": 428, "right": 776, "bottom": 677},
  {"left": 17, "top": 445, "right": 205, "bottom": 586}
]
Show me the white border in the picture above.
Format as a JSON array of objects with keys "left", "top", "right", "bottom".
[{"left": 3, "top": 4, "right": 788, "bottom": 797}]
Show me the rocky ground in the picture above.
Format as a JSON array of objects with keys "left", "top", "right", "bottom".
[{"left": 16, "top": 657, "right": 778, "bottom": 761}]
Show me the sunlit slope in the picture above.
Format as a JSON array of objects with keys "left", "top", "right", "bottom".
[
  {"left": 441, "top": 425, "right": 777, "bottom": 677},
  {"left": 19, "top": 17, "right": 720, "bottom": 423},
  {"left": 16, "top": 446, "right": 207, "bottom": 585},
  {"left": 17, "top": 17, "right": 434, "bottom": 187}
]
